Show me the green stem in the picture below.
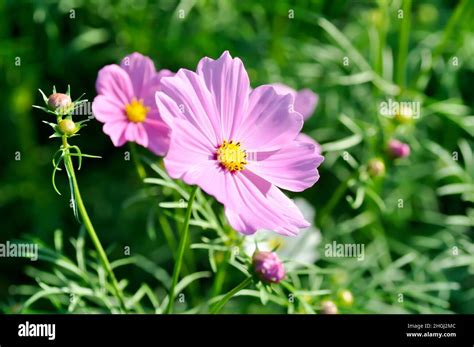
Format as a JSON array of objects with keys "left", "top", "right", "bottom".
[
  {"left": 158, "top": 213, "right": 177, "bottom": 252},
  {"left": 159, "top": 209, "right": 200, "bottom": 305},
  {"left": 373, "top": 1, "right": 388, "bottom": 145},
  {"left": 317, "top": 172, "right": 357, "bottom": 227},
  {"left": 62, "top": 138, "right": 128, "bottom": 313},
  {"left": 210, "top": 256, "right": 228, "bottom": 298},
  {"left": 129, "top": 142, "right": 146, "bottom": 180},
  {"left": 166, "top": 185, "right": 198, "bottom": 314},
  {"left": 210, "top": 276, "right": 253, "bottom": 314},
  {"left": 374, "top": 1, "right": 388, "bottom": 77},
  {"left": 415, "top": 0, "right": 470, "bottom": 90},
  {"left": 396, "top": 0, "right": 411, "bottom": 88}
]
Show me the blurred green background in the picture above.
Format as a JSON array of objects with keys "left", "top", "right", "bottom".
[{"left": 0, "top": 0, "right": 473, "bottom": 313}]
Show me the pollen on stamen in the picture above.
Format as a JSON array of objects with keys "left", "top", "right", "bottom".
[
  {"left": 125, "top": 98, "right": 149, "bottom": 123},
  {"left": 216, "top": 140, "right": 247, "bottom": 172}
]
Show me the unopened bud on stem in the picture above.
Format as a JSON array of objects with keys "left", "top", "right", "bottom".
[
  {"left": 48, "top": 93, "right": 72, "bottom": 114},
  {"left": 321, "top": 300, "right": 338, "bottom": 314},
  {"left": 388, "top": 139, "right": 410, "bottom": 158},
  {"left": 338, "top": 289, "right": 354, "bottom": 306},
  {"left": 58, "top": 119, "right": 77, "bottom": 136},
  {"left": 368, "top": 158, "right": 385, "bottom": 177},
  {"left": 252, "top": 251, "right": 285, "bottom": 284}
]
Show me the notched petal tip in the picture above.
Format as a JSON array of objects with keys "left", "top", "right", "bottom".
[{"left": 120, "top": 52, "right": 153, "bottom": 67}]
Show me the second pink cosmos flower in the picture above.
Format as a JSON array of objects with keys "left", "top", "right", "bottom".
[
  {"left": 156, "top": 51, "right": 324, "bottom": 236},
  {"left": 92, "top": 52, "right": 171, "bottom": 155}
]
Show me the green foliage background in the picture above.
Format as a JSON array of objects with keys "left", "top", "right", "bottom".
[{"left": 0, "top": 0, "right": 473, "bottom": 313}]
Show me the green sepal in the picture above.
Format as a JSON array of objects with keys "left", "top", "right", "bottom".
[{"left": 38, "top": 89, "right": 49, "bottom": 105}]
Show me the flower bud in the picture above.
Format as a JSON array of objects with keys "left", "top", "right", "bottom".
[
  {"left": 58, "top": 119, "right": 77, "bottom": 135},
  {"left": 388, "top": 139, "right": 410, "bottom": 158},
  {"left": 320, "top": 300, "right": 338, "bottom": 314},
  {"left": 367, "top": 158, "right": 385, "bottom": 177},
  {"left": 252, "top": 251, "right": 285, "bottom": 284},
  {"left": 338, "top": 289, "right": 354, "bottom": 307},
  {"left": 48, "top": 93, "right": 72, "bottom": 114},
  {"left": 394, "top": 105, "right": 414, "bottom": 124}
]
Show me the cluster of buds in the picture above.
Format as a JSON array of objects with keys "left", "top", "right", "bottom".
[
  {"left": 33, "top": 86, "right": 100, "bottom": 205},
  {"left": 389, "top": 105, "right": 412, "bottom": 160},
  {"left": 34, "top": 86, "right": 89, "bottom": 138},
  {"left": 367, "top": 100, "right": 413, "bottom": 177},
  {"left": 251, "top": 251, "right": 357, "bottom": 314},
  {"left": 367, "top": 140, "right": 410, "bottom": 178},
  {"left": 368, "top": 139, "right": 410, "bottom": 178}
]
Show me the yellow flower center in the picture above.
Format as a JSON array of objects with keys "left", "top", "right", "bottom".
[
  {"left": 125, "top": 98, "right": 149, "bottom": 123},
  {"left": 217, "top": 140, "right": 247, "bottom": 172}
]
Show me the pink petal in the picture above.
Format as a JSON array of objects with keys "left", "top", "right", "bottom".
[
  {"left": 96, "top": 64, "right": 134, "bottom": 105},
  {"left": 156, "top": 69, "right": 220, "bottom": 146},
  {"left": 247, "top": 140, "right": 324, "bottom": 192},
  {"left": 171, "top": 162, "right": 309, "bottom": 236},
  {"left": 271, "top": 83, "right": 318, "bottom": 120},
  {"left": 265, "top": 185, "right": 311, "bottom": 231},
  {"left": 181, "top": 163, "right": 230, "bottom": 206},
  {"left": 154, "top": 91, "right": 183, "bottom": 126},
  {"left": 270, "top": 83, "right": 297, "bottom": 99},
  {"left": 124, "top": 122, "right": 148, "bottom": 148},
  {"left": 236, "top": 85, "right": 303, "bottom": 152},
  {"left": 92, "top": 95, "right": 126, "bottom": 123},
  {"left": 120, "top": 52, "right": 156, "bottom": 98},
  {"left": 142, "top": 69, "right": 175, "bottom": 110},
  {"left": 295, "top": 89, "right": 318, "bottom": 120},
  {"left": 197, "top": 51, "right": 250, "bottom": 140},
  {"left": 103, "top": 120, "right": 128, "bottom": 147},
  {"left": 297, "top": 133, "right": 322, "bottom": 154},
  {"left": 157, "top": 69, "right": 174, "bottom": 80},
  {"left": 136, "top": 124, "right": 149, "bottom": 148},
  {"left": 224, "top": 171, "right": 309, "bottom": 235},
  {"left": 163, "top": 118, "right": 216, "bottom": 181},
  {"left": 143, "top": 119, "right": 170, "bottom": 156}
]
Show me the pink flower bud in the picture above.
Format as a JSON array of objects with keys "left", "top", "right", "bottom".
[
  {"left": 252, "top": 251, "right": 285, "bottom": 284},
  {"left": 48, "top": 93, "right": 72, "bottom": 114},
  {"left": 388, "top": 139, "right": 410, "bottom": 158}
]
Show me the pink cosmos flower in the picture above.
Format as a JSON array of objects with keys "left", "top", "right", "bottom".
[
  {"left": 270, "top": 83, "right": 321, "bottom": 154},
  {"left": 92, "top": 52, "right": 172, "bottom": 155},
  {"left": 156, "top": 51, "right": 324, "bottom": 236}
]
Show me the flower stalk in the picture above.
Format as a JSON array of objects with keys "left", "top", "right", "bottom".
[
  {"left": 62, "top": 136, "right": 128, "bottom": 313},
  {"left": 166, "top": 185, "right": 199, "bottom": 314},
  {"left": 129, "top": 142, "right": 147, "bottom": 180},
  {"left": 36, "top": 87, "right": 128, "bottom": 313},
  {"left": 210, "top": 276, "right": 253, "bottom": 314}
]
